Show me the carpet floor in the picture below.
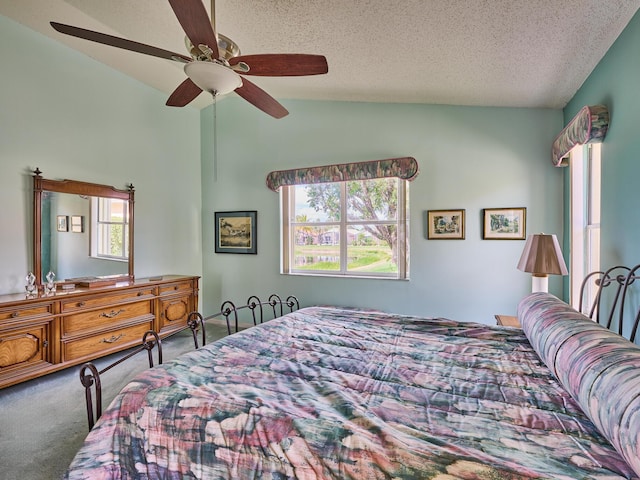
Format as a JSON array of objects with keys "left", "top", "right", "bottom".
[{"left": 0, "top": 320, "right": 231, "bottom": 480}]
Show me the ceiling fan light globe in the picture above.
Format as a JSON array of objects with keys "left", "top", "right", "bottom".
[{"left": 184, "top": 61, "right": 242, "bottom": 95}]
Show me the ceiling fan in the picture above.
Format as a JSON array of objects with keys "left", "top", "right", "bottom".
[{"left": 50, "top": 0, "right": 328, "bottom": 119}]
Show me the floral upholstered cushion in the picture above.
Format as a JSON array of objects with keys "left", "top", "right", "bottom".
[{"left": 518, "top": 292, "right": 640, "bottom": 477}]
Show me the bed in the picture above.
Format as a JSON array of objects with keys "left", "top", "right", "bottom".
[{"left": 65, "top": 293, "right": 640, "bottom": 479}]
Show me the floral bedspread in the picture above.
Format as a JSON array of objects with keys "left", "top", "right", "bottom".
[{"left": 65, "top": 307, "right": 637, "bottom": 479}]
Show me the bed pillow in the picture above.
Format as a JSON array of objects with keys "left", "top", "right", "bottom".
[{"left": 518, "top": 292, "right": 640, "bottom": 478}]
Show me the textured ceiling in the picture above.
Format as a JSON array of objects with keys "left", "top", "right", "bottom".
[{"left": 1, "top": 0, "right": 638, "bottom": 110}]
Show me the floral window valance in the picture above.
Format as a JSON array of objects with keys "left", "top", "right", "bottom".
[
  {"left": 266, "top": 157, "right": 419, "bottom": 192},
  {"left": 551, "top": 105, "right": 609, "bottom": 167}
]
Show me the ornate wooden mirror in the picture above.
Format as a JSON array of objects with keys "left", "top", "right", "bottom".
[{"left": 32, "top": 168, "right": 135, "bottom": 287}]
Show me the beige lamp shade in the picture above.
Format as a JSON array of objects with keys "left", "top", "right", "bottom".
[{"left": 517, "top": 233, "right": 568, "bottom": 276}]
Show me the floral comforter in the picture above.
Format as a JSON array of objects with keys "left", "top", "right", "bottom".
[{"left": 65, "top": 306, "right": 637, "bottom": 479}]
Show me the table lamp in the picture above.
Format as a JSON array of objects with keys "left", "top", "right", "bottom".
[{"left": 517, "top": 233, "right": 568, "bottom": 292}]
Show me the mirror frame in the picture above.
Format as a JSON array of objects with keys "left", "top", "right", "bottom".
[{"left": 33, "top": 168, "right": 135, "bottom": 287}]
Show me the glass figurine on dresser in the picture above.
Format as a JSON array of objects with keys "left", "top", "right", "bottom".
[
  {"left": 25, "top": 272, "right": 36, "bottom": 297},
  {"left": 44, "top": 271, "right": 56, "bottom": 295}
]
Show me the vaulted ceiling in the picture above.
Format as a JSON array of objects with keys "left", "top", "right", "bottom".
[{"left": 1, "top": 0, "right": 638, "bottom": 110}]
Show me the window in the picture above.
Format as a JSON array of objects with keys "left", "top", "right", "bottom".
[
  {"left": 281, "top": 178, "right": 409, "bottom": 279},
  {"left": 90, "top": 197, "right": 129, "bottom": 261},
  {"left": 570, "top": 143, "right": 601, "bottom": 309}
]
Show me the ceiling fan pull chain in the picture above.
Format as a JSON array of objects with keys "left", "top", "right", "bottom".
[{"left": 213, "top": 94, "right": 218, "bottom": 183}]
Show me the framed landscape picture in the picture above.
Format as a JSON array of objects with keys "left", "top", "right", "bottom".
[
  {"left": 482, "top": 207, "right": 526, "bottom": 240},
  {"left": 215, "top": 211, "right": 257, "bottom": 254},
  {"left": 427, "top": 209, "right": 465, "bottom": 239}
]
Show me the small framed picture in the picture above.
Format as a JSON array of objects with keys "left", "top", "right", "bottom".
[
  {"left": 70, "top": 215, "right": 84, "bottom": 233},
  {"left": 56, "top": 215, "right": 68, "bottom": 232},
  {"left": 427, "top": 209, "right": 465, "bottom": 239},
  {"left": 215, "top": 211, "right": 257, "bottom": 254},
  {"left": 483, "top": 207, "right": 526, "bottom": 240}
]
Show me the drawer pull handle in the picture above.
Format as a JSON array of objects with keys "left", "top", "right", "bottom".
[
  {"left": 99, "top": 309, "right": 125, "bottom": 319},
  {"left": 77, "top": 302, "right": 85, "bottom": 307},
  {"left": 137, "top": 292, "right": 144, "bottom": 296},
  {"left": 11, "top": 312, "right": 19, "bottom": 318},
  {"left": 174, "top": 286, "right": 179, "bottom": 290},
  {"left": 100, "top": 333, "right": 124, "bottom": 344}
]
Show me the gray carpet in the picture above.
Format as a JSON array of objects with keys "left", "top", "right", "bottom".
[{"left": 0, "top": 320, "right": 231, "bottom": 480}]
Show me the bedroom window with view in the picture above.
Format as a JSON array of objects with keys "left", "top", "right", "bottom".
[
  {"left": 281, "top": 178, "right": 409, "bottom": 279},
  {"left": 90, "top": 197, "right": 129, "bottom": 261}
]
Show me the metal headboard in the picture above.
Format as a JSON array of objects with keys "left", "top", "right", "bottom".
[{"left": 579, "top": 264, "right": 640, "bottom": 342}]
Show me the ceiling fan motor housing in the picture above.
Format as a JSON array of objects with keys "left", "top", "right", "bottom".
[{"left": 185, "top": 33, "right": 241, "bottom": 61}]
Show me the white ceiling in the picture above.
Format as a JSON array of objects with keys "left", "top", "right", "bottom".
[{"left": 1, "top": 0, "right": 638, "bottom": 110}]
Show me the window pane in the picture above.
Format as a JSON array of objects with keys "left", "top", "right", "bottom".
[
  {"left": 98, "top": 224, "right": 125, "bottom": 257},
  {"left": 588, "top": 144, "right": 601, "bottom": 224},
  {"left": 98, "top": 198, "right": 127, "bottom": 222},
  {"left": 294, "top": 184, "right": 340, "bottom": 222},
  {"left": 346, "top": 225, "right": 398, "bottom": 273},
  {"left": 293, "top": 225, "right": 340, "bottom": 271},
  {"left": 347, "top": 178, "right": 397, "bottom": 221},
  {"left": 124, "top": 226, "right": 129, "bottom": 257},
  {"left": 283, "top": 178, "right": 408, "bottom": 279}
]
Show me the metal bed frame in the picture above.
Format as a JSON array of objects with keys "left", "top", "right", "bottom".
[
  {"left": 212, "top": 294, "right": 300, "bottom": 335},
  {"left": 579, "top": 264, "right": 640, "bottom": 342},
  {"left": 80, "top": 295, "right": 298, "bottom": 430}
]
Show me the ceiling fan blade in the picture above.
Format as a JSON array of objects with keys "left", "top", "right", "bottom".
[
  {"left": 234, "top": 78, "right": 289, "bottom": 119},
  {"left": 166, "top": 78, "right": 203, "bottom": 107},
  {"left": 50, "top": 22, "right": 191, "bottom": 63},
  {"left": 168, "top": 0, "right": 219, "bottom": 59},
  {"left": 230, "top": 54, "right": 328, "bottom": 76}
]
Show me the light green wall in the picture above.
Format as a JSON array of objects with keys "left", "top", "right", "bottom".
[
  {"left": 202, "top": 99, "right": 563, "bottom": 323},
  {"left": 0, "top": 13, "right": 570, "bottom": 324},
  {"left": 563, "top": 9, "right": 640, "bottom": 271},
  {"left": 0, "top": 15, "right": 202, "bottom": 294}
]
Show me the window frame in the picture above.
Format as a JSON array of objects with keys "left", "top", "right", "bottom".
[
  {"left": 281, "top": 178, "right": 409, "bottom": 279},
  {"left": 569, "top": 143, "right": 601, "bottom": 309},
  {"left": 90, "top": 196, "right": 130, "bottom": 262}
]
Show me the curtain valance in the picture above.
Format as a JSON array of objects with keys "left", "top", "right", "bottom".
[
  {"left": 551, "top": 105, "right": 609, "bottom": 167},
  {"left": 266, "top": 156, "right": 419, "bottom": 192}
]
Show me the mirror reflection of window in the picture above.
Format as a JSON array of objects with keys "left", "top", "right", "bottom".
[{"left": 90, "top": 197, "right": 129, "bottom": 261}]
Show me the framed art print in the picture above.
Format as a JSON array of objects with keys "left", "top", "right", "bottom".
[
  {"left": 482, "top": 207, "right": 526, "bottom": 240},
  {"left": 56, "top": 215, "right": 68, "bottom": 232},
  {"left": 71, "top": 215, "right": 84, "bottom": 233},
  {"left": 427, "top": 209, "right": 465, "bottom": 239},
  {"left": 215, "top": 211, "right": 257, "bottom": 254}
]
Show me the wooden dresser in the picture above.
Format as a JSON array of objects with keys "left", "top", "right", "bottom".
[{"left": 0, "top": 275, "right": 198, "bottom": 389}]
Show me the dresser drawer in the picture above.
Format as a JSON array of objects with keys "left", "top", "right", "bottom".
[
  {"left": 61, "top": 288, "right": 155, "bottom": 312},
  {"left": 0, "top": 320, "right": 52, "bottom": 368},
  {"left": 62, "top": 320, "right": 153, "bottom": 362},
  {"left": 159, "top": 281, "right": 193, "bottom": 296},
  {"left": 0, "top": 304, "right": 53, "bottom": 322},
  {"left": 158, "top": 294, "right": 192, "bottom": 334},
  {"left": 62, "top": 300, "right": 153, "bottom": 335}
]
